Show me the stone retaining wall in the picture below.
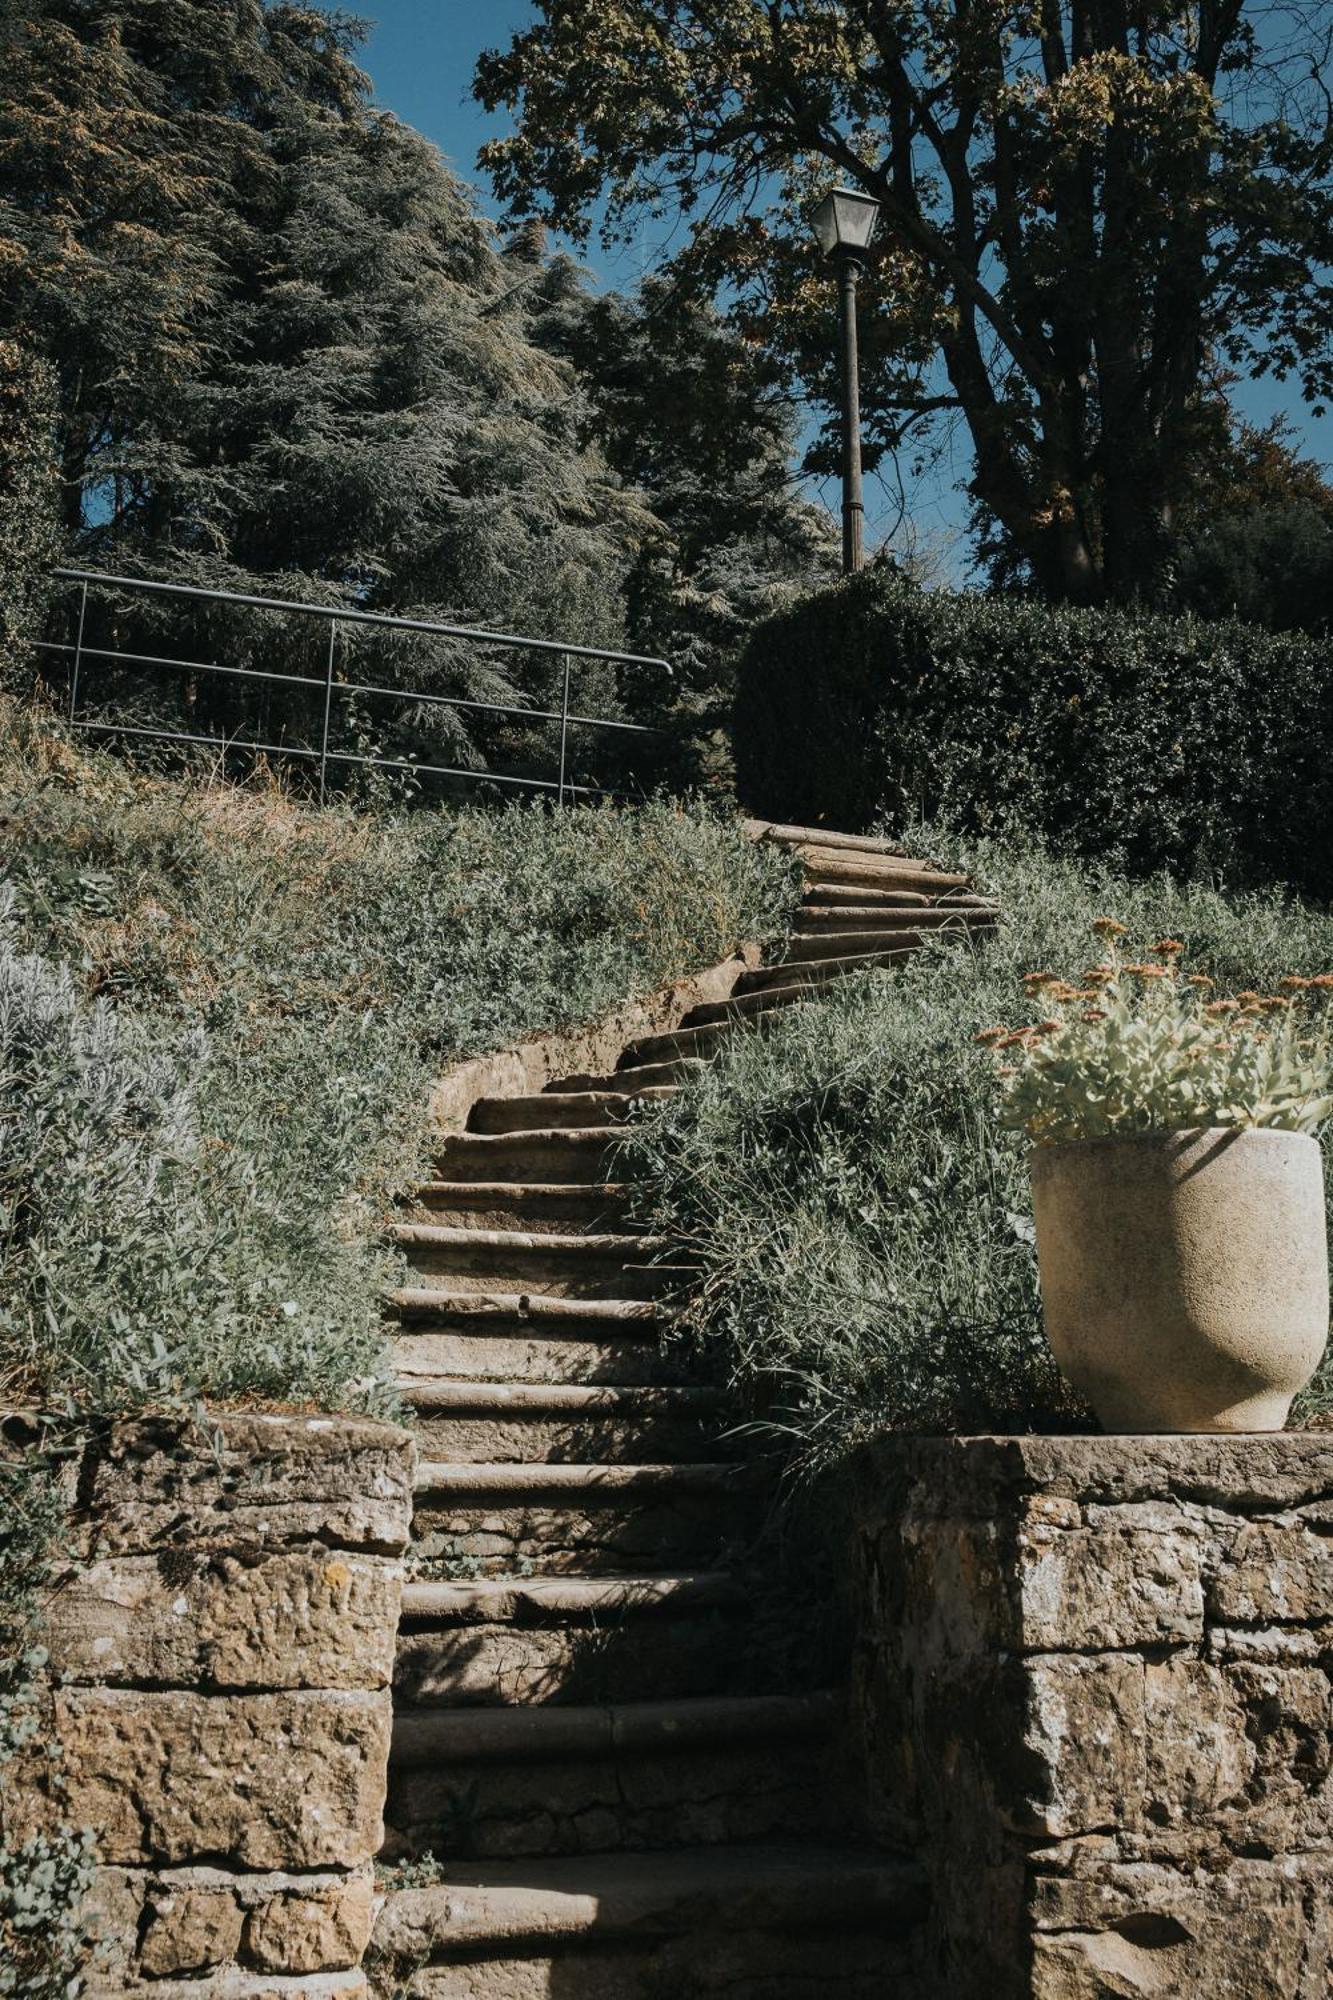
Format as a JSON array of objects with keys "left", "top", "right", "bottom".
[
  {"left": 853, "top": 1434, "right": 1333, "bottom": 2000},
  {"left": 4, "top": 1411, "right": 415, "bottom": 1997}
]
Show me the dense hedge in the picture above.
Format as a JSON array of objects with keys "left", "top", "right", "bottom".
[{"left": 734, "top": 570, "right": 1333, "bottom": 895}]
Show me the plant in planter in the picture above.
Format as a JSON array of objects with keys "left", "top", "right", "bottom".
[{"left": 980, "top": 926, "right": 1333, "bottom": 1432}]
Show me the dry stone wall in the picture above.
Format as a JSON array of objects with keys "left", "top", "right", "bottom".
[
  {"left": 3, "top": 1411, "right": 415, "bottom": 1998},
  {"left": 854, "top": 1433, "right": 1333, "bottom": 2000}
]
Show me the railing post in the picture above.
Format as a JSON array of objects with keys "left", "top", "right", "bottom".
[
  {"left": 68, "top": 579, "right": 88, "bottom": 722},
  {"left": 557, "top": 652, "right": 572, "bottom": 806},
  {"left": 319, "top": 619, "right": 336, "bottom": 804}
]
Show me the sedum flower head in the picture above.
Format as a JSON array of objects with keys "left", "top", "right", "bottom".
[{"left": 983, "top": 927, "right": 1333, "bottom": 1145}]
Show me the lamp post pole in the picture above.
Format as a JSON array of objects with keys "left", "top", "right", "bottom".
[
  {"left": 837, "top": 251, "right": 865, "bottom": 576},
  {"left": 809, "top": 186, "right": 880, "bottom": 578}
]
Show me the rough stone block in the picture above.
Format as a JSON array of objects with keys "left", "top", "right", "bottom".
[
  {"left": 25, "top": 1688, "right": 390, "bottom": 1869},
  {"left": 1012, "top": 1655, "right": 1147, "bottom": 1840},
  {"left": 44, "top": 1549, "right": 401, "bottom": 1691},
  {"left": 244, "top": 1870, "right": 376, "bottom": 1974},
  {"left": 1015, "top": 1520, "right": 1204, "bottom": 1651},
  {"left": 1030, "top": 1859, "right": 1328, "bottom": 2000},
  {"left": 76, "top": 1413, "right": 415, "bottom": 1557},
  {"left": 138, "top": 1883, "right": 245, "bottom": 1976},
  {"left": 1209, "top": 1519, "right": 1333, "bottom": 1625}
]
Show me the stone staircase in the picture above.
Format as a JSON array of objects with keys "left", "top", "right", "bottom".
[{"left": 370, "top": 823, "right": 996, "bottom": 1997}]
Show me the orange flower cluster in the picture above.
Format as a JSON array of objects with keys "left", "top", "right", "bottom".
[{"left": 976, "top": 918, "right": 1333, "bottom": 1053}]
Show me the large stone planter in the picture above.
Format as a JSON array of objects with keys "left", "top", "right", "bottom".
[{"left": 1030, "top": 1127, "right": 1329, "bottom": 1432}]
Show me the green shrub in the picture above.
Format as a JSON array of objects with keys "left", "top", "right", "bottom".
[
  {"left": 1, "top": 702, "right": 797, "bottom": 1417},
  {"left": 619, "top": 832, "right": 1333, "bottom": 1468},
  {"left": 733, "top": 570, "right": 1333, "bottom": 897}
]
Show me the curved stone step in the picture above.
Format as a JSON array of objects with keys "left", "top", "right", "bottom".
[
  {"left": 368, "top": 1832, "right": 920, "bottom": 1960},
  {"left": 392, "top": 1689, "right": 837, "bottom": 1765},
  {"left": 409, "top": 1455, "right": 760, "bottom": 1577},
  {"left": 618, "top": 1017, "right": 752, "bottom": 1069},
  {"left": 406, "top": 1181, "right": 632, "bottom": 1234},
  {"left": 398, "top": 1379, "right": 727, "bottom": 1465},
  {"left": 387, "top": 1693, "right": 844, "bottom": 1859},
  {"left": 394, "top": 1329, "right": 689, "bottom": 1388},
  {"left": 390, "top": 1225, "right": 683, "bottom": 1300},
  {"left": 796, "top": 903, "right": 996, "bottom": 933},
  {"left": 800, "top": 853, "right": 969, "bottom": 896},
  {"left": 469, "top": 1088, "right": 678, "bottom": 1134},
  {"left": 735, "top": 947, "right": 918, "bottom": 997},
  {"left": 413, "top": 1461, "right": 748, "bottom": 1499},
  {"left": 435, "top": 1128, "right": 624, "bottom": 1185},
  {"left": 745, "top": 817, "right": 915, "bottom": 860},
  {"left": 396, "top": 1570, "right": 750, "bottom": 1708},
  {"left": 681, "top": 985, "right": 822, "bottom": 1029},
  {"left": 400, "top": 1569, "right": 743, "bottom": 1624},
  {"left": 389, "top": 1290, "right": 672, "bottom": 1328},
  {"left": 547, "top": 1055, "right": 705, "bottom": 1094},
  {"left": 783, "top": 928, "right": 930, "bottom": 964}
]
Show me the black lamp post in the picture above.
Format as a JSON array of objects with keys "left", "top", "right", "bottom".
[{"left": 810, "top": 186, "right": 881, "bottom": 574}]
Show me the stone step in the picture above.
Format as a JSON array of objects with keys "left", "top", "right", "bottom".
[
  {"left": 546, "top": 1056, "right": 705, "bottom": 1094},
  {"left": 682, "top": 985, "right": 822, "bottom": 1029},
  {"left": 796, "top": 903, "right": 996, "bottom": 932},
  {"left": 386, "top": 1693, "right": 841, "bottom": 1860},
  {"left": 618, "top": 1017, "right": 746, "bottom": 1068},
  {"left": 395, "top": 1570, "right": 748, "bottom": 1707},
  {"left": 800, "top": 881, "right": 995, "bottom": 912},
  {"left": 394, "top": 1330, "right": 687, "bottom": 1389},
  {"left": 398, "top": 1380, "right": 727, "bottom": 1464},
  {"left": 406, "top": 1182, "right": 632, "bottom": 1234},
  {"left": 372, "top": 1843, "right": 927, "bottom": 1999},
  {"left": 745, "top": 817, "right": 914, "bottom": 859},
  {"left": 408, "top": 1459, "right": 760, "bottom": 1576},
  {"left": 413, "top": 1461, "right": 748, "bottom": 1501},
  {"left": 389, "top": 1225, "right": 683, "bottom": 1299},
  {"left": 799, "top": 852, "right": 969, "bottom": 896},
  {"left": 735, "top": 948, "right": 918, "bottom": 997},
  {"left": 435, "top": 1129, "right": 623, "bottom": 1185},
  {"left": 468, "top": 1088, "right": 678, "bottom": 1135},
  {"left": 803, "top": 882, "right": 931, "bottom": 908},
  {"left": 783, "top": 928, "right": 931, "bottom": 964}
]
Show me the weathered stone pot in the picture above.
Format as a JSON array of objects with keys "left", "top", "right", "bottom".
[{"left": 1030, "top": 1126, "right": 1329, "bottom": 1433}]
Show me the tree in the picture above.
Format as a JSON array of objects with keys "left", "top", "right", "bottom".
[
  {"left": 0, "top": 342, "right": 60, "bottom": 686},
  {"left": 476, "top": 0, "right": 1333, "bottom": 604},
  {"left": 0, "top": 0, "right": 656, "bottom": 779},
  {"left": 529, "top": 261, "right": 836, "bottom": 759},
  {"left": 1167, "top": 414, "right": 1333, "bottom": 633}
]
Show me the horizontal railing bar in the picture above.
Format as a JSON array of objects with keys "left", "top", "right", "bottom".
[
  {"left": 336, "top": 673, "right": 662, "bottom": 737},
  {"left": 35, "top": 639, "right": 323, "bottom": 693},
  {"left": 65, "top": 718, "right": 603, "bottom": 797},
  {"left": 52, "top": 567, "right": 674, "bottom": 674},
  {"left": 37, "top": 639, "right": 662, "bottom": 737}
]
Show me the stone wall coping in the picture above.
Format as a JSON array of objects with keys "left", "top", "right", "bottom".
[{"left": 858, "top": 1430, "right": 1333, "bottom": 1512}]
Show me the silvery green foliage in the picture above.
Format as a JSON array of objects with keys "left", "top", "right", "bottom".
[
  {"left": 0, "top": 1655, "right": 97, "bottom": 1999},
  {"left": 990, "top": 949, "right": 1333, "bottom": 1145},
  {"left": 0, "top": 889, "right": 210, "bottom": 1409},
  {"left": 0, "top": 883, "right": 389, "bottom": 1415}
]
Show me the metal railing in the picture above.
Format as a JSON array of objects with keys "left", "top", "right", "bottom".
[{"left": 36, "top": 568, "right": 673, "bottom": 803}]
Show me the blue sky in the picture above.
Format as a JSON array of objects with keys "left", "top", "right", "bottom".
[{"left": 359, "top": 1, "right": 1332, "bottom": 574}]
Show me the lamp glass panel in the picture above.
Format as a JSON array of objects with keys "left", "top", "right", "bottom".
[
  {"left": 831, "top": 189, "right": 880, "bottom": 250},
  {"left": 810, "top": 192, "right": 840, "bottom": 256}
]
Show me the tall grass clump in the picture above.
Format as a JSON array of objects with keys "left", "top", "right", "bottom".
[
  {"left": 0, "top": 698, "right": 797, "bottom": 1418},
  {"left": 620, "top": 833, "right": 1333, "bottom": 1469}
]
